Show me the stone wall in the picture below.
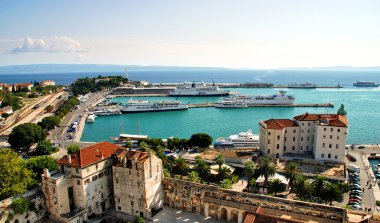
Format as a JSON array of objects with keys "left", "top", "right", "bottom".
[{"left": 163, "top": 178, "right": 346, "bottom": 223}]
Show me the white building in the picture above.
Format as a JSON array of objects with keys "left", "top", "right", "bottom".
[
  {"left": 259, "top": 106, "right": 348, "bottom": 163},
  {"left": 41, "top": 80, "right": 56, "bottom": 86}
]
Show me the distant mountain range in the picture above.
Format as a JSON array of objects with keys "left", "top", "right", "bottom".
[{"left": 0, "top": 64, "right": 379, "bottom": 74}]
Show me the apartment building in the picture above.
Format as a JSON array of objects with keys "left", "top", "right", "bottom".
[
  {"left": 259, "top": 106, "right": 348, "bottom": 163},
  {"left": 42, "top": 141, "right": 126, "bottom": 222},
  {"left": 113, "top": 150, "right": 163, "bottom": 218}
]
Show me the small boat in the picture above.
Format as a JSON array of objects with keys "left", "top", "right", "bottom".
[
  {"left": 93, "top": 108, "right": 121, "bottom": 116},
  {"left": 86, "top": 113, "right": 96, "bottom": 123},
  {"left": 214, "top": 100, "right": 248, "bottom": 108}
]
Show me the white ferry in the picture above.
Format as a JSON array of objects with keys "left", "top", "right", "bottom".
[
  {"left": 288, "top": 83, "right": 317, "bottom": 88},
  {"left": 214, "top": 100, "right": 248, "bottom": 108},
  {"left": 112, "top": 133, "right": 148, "bottom": 144},
  {"left": 223, "top": 90, "right": 294, "bottom": 105},
  {"left": 86, "top": 113, "right": 96, "bottom": 123},
  {"left": 93, "top": 108, "right": 121, "bottom": 116},
  {"left": 121, "top": 99, "right": 188, "bottom": 113},
  {"left": 353, "top": 81, "right": 379, "bottom": 87},
  {"left": 169, "top": 82, "right": 230, "bottom": 96},
  {"left": 215, "top": 130, "right": 259, "bottom": 148}
]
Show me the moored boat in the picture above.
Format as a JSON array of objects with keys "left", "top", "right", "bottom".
[
  {"left": 215, "top": 129, "right": 259, "bottom": 148},
  {"left": 86, "top": 113, "right": 96, "bottom": 123},
  {"left": 169, "top": 81, "right": 230, "bottom": 96},
  {"left": 214, "top": 100, "right": 248, "bottom": 108},
  {"left": 222, "top": 90, "right": 295, "bottom": 105},
  {"left": 353, "top": 81, "right": 379, "bottom": 87},
  {"left": 93, "top": 108, "right": 121, "bottom": 116},
  {"left": 121, "top": 99, "right": 188, "bottom": 113}
]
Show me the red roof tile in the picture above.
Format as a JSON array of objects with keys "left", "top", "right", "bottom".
[
  {"left": 264, "top": 119, "right": 298, "bottom": 130},
  {"left": 58, "top": 141, "right": 126, "bottom": 168},
  {"left": 294, "top": 113, "right": 348, "bottom": 127}
]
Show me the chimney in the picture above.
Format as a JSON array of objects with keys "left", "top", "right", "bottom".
[{"left": 43, "top": 168, "right": 50, "bottom": 178}]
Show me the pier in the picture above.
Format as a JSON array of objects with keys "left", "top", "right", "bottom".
[{"left": 188, "top": 103, "right": 334, "bottom": 108}]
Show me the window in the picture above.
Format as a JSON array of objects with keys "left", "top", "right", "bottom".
[
  {"left": 301, "top": 130, "right": 304, "bottom": 133},
  {"left": 307, "top": 136, "right": 309, "bottom": 141},
  {"left": 116, "top": 178, "right": 119, "bottom": 184},
  {"left": 322, "top": 143, "right": 325, "bottom": 148},
  {"left": 96, "top": 163, "right": 98, "bottom": 170},
  {"left": 323, "top": 135, "right": 326, "bottom": 139},
  {"left": 337, "top": 136, "right": 340, "bottom": 140},
  {"left": 329, "top": 144, "right": 332, "bottom": 148},
  {"left": 293, "top": 129, "right": 296, "bottom": 133},
  {"left": 118, "top": 206, "right": 121, "bottom": 210},
  {"left": 285, "top": 130, "right": 287, "bottom": 133},
  {"left": 324, "top": 128, "right": 326, "bottom": 131},
  {"left": 276, "top": 144, "right": 279, "bottom": 149},
  {"left": 301, "top": 137, "right": 303, "bottom": 141},
  {"left": 267, "top": 149, "right": 270, "bottom": 154},
  {"left": 293, "top": 137, "right": 295, "bottom": 141},
  {"left": 302, "top": 123, "right": 304, "bottom": 126},
  {"left": 330, "top": 135, "right": 333, "bottom": 139},
  {"left": 92, "top": 175, "right": 98, "bottom": 181},
  {"left": 284, "top": 137, "right": 287, "bottom": 142},
  {"left": 269, "top": 132, "right": 271, "bottom": 135},
  {"left": 284, "top": 146, "right": 287, "bottom": 151},
  {"left": 268, "top": 140, "right": 271, "bottom": 144},
  {"left": 98, "top": 172, "right": 104, "bottom": 178},
  {"left": 321, "top": 154, "right": 324, "bottom": 158},
  {"left": 338, "top": 129, "right": 341, "bottom": 132},
  {"left": 331, "top": 128, "right": 333, "bottom": 132},
  {"left": 86, "top": 168, "right": 90, "bottom": 173},
  {"left": 75, "top": 168, "right": 79, "bottom": 173},
  {"left": 300, "top": 146, "right": 303, "bottom": 150},
  {"left": 277, "top": 135, "right": 280, "bottom": 140},
  {"left": 306, "top": 146, "right": 309, "bottom": 150},
  {"left": 335, "top": 155, "right": 338, "bottom": 159},
  {"left": 131, "top": 201, "right": 134, "bottom": 206},
  {"left": 336, "top": 144, "right": 339, "bottom": 149},
  {"left": 292, "top": 146, "right": 295, "bottom": 151},
  {"left": 328, "top": 153, "right": 331, "bottom": 158},
  {"left": 307, "top": 129, "right": 310, "bottom": 133},
  {"left": 308, "top": 122, "right": 310, "bottom": 126},
  {"left": 76, "top": 180, "right": 80, "bottom": 185},
  {"left": 101, "top": 193, "right": 104, "bottom": 199}
]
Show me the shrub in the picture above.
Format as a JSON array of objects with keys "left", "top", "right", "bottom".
[
  {"left": 376, "top": 200, "right": 380, "bottom": 206},
  {"left": 10, "top": 198, "right": 30, "bottom": 215},
  {"left": 67, "top": 145, "right": 80, "bottom": 154}
]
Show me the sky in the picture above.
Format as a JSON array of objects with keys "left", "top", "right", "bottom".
[{"left": 0, "top": 0, "right": 379, "bottom": 69}]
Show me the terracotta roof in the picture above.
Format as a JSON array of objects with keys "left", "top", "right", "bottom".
[
  {"left": 294, "top": 113, "right": 348, "bottom": 127},
  {"left": 115, "top": 150, "right": 150, "bottom": 164},
  {"left": 221, "top": 150, "right": 252, "bottom": 159},
  {"left": 244, "top": 213, "right": 256, "bottom": 223},
  {"left": 263, "top": 119, "right": 298, "bottom": 130},
  {"left": 58, "top": 141, "right": 126, "bottom": 168}
]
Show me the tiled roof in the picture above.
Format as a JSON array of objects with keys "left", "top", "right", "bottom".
[
  {"left": 115, "top": 150, "right": 150, "bottom": 164},
  {"left": 243, "top": 213, "right": 256, "bottom": 223},
  {"left": 294, "top": 113, "right": 348, "bottom": 127},
  {"left": 58, "top": 141, "right": 126, "bottom": 168},
  {"left": 264, "top": 119, "right": 298, "bottom": 130}
]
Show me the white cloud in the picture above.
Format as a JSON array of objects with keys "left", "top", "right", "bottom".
[{"left": 7, "top": 36, "right": 87, "bottom": 54}]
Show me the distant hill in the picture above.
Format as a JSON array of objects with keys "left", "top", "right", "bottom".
[{"left": 0, "top": 64, "right": 379, "bottom": 74}]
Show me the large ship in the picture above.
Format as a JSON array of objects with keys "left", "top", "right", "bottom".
[
  {"left": 121, "top": 99, "right": 188, "bottom": 113},
  {"left": 93, "top": 108, "right": 122, "bottom": 116},
  {"left": 288, "top": 82, "right": 317, "bottom": 88},
  {"left": 353, "top": 81, "right": 379, "bottom": 87},
  {"left": 169, "top": 82, "right": 230, "bottom": 96},
  {"left": 223, "top": 90, "right": 295, "bottom": 105},
  {"left": 215, "top": 129, "right": 259, "bottom": 148},
  {"left": 86, "top": 113, "right": 96, "bottom": 123},
  {"left": 214, "top": 100, "right": 248, "bottom": 108}
]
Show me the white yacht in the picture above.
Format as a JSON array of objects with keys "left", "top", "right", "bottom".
[
  {"left": 86, "top": 113, "right": 96, "bottom": 123},
  {"left": 112, "top": 133, "right": 148, "bottom": 144},
  {"left": 121, "top": 99, "right": 188, "bottom": 113},
  {"left": 215, "top": 130, "right": 259, "bottom": 148},
  {"left": 223, "top": 90, "right": 294, "bottom": 105},
  {"left": 169, "top": 82, "right": 230, "bottom": 96},
  {"left": 93, "top": 108, "right": 121, "bottom": 116},
  {"left": 214, "top": 100, "right": 248, "bottom": 108}
]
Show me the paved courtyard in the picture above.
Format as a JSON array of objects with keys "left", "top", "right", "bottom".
[{"left": 150, "top": 207, "right": 223, "bottom": 223}]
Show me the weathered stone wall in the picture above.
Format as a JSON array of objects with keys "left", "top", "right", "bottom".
[{"left": 163, "top": 178, "right": 346, "bottom": 223}]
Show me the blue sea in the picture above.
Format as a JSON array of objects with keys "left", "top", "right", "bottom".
[{"left": 1, "top": 69, "right": 380, "bottom": 144}]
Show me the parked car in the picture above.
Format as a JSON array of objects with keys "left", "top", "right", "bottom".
[
  {"left": 349, "top": 195, "right": 362, "bottom": 200},
  {"left": 350, "top": 190, "right": 362, "bottom": 194},
  {"left": 358, "top": 145, "right": 366, "bottom": 149},
  {"left": 349, "top": 198, "right": 362, "bottom": 203},
  {"left": 349, "top": 204, "right": 362, "bottom": 210},
  {"left": 346, "top": 154, "right": 357, "bottom": 162}
]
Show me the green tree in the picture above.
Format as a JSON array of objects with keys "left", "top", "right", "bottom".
[
  {"left": 321, "top": 182, "right": 342, "bottom": 205},
  {"left": 135, "top": 215, "right": 145, "bottom": 223},
  {"left": 188, "top": 171, "right": 201, "bottom": 183},
  {"left": 45, "top": 105, "right": 54, "bottom": 113},
  {"left": 0, "top": 149, "right": 35, "bottom": 200},
  {"left": 34, "top": 140, "right": 56, "bottom": 155},
  {"left": 67, "top": 144, "right": 80, "bottom": 154},
  {"left": 189, "top": 133, "right": 213, "bottom": 148},
  {"left": 139, "top": 141, "right": 149, "bottom": 152},
  {"left": 244, "top": 161, "right": 256, "bottom": 181},
  {"left": 269, "top": 178, "right": 286, "bottom": 196},
  {"left": 215, "top": 154, "right": 225, "bottom": 171},
  {"left": 173, "top": 158, "right": 189, "bottom": 179},
  {"left": 8, "top": 123, "right": 46, "bottom": 151},
  {"left": 313, "top": 175, "right": 327, "bottom": 197},
  {"left": 163, "top": 168, "right": 171, "bottom": 178},
  {"left": 220, "top": 179, "right": 233, "bottom": 189},
  {"left": 125, "top": 140, "right": 133, "bottom": 148},
  {"left": 10, "top": 197, "right": 30, "bottom": 214},
  {"left": 284, "top": 162, "right": 302, "bottom": 193},
  {"left": 256, "top": 156, "right": 276, "bottom": 184},
  {"left": 38, "top": 116, "right": 61, "bottom": 131},
  {"left": 217, "top": 166, "right": 233, "bottom": 181},
  {"left": 194, "top": 156, "right": 210, "bottom": 180},
  {"left": 26, "top": 156, "right": 58, "bottom": 181}
]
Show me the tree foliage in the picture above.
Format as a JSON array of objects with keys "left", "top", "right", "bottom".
[
  {"left": 71, "top": 76, "right": 127, "bottom": 96},
  {"left": 167, "top": 137, "right": 189, "bottom": 150},
  {"left": 55, "top": 96, "right": 79, "bottom": 118},
  {"left": 26, "top": 156, "right": 58, "bottom": 181},
  {"left": 189, "top": 133, "right": 213, "bottom": 148},
  {"left": 173, "top": 158, "right": 189, "bottom": 179},
  {"left": 38, "top": 115, "right": 61, "bottom": 131},
  {"left": 284, "top": 162, "right": 302, "bottom": 193},
  {"left": 188, "top": 171, "right": 201, "bottom": 183},
  {"left": 10, "top": 197, "right": 30, "bottom": 214},
  {"left": 220, "top": 179, "right": 233, "bottom": 189},
  {"left": 8, "top": 123, "right": 46, "bottom": 150},
  {"left": 0, "top": 91, "right": 22, "bottom": 110},
  {"left": 194, "top": 156, "right": 210, "bottom": 180},
  {"left": 67, "top": 144, "right": 80, "bottom": 154},
  {"left": 269, "top": 178, "right": 286, "bottom": 195},
  {"left": 34, "top": 140, "right": 57, "bottom": 155},
  {"left": 256, "top": 156, "right": 276, "bottom": 184},
  {"left": 244, "top": 161, "right": 256, "bottom": 181},
  {"left": 0, "top": 149, "right": 35, "bottom": 200}
]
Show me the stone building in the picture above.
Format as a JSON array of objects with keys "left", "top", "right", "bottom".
[
  {"left": 259, "top": 109, "right": 348, "bottom": 163},
  {"left": 42, "top": 141, "right": 126, "bottom": 222},
  {"left": 113, "top": 150, "right": 163, "bottom": 218}
]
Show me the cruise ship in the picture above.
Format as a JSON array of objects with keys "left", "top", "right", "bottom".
[
  {"left": 215, "top": 130, "right": 259, "bottom": 148},
  {"left": 121, "top": 99, "right": 188, "bottom": 113},
  {"left": 169, "top": 82, "right": 230, "bottom": 96},
  {"left": 353, "top": 81, "right": 379, "bottom": 87},
  {"left": 288, "top": 82, "right": 317, "bottom": 88},
  {"left": 223, "top": 90, "right": 295, "bottom": 105},
  {"left": 214, "top": 100, "right": 248, "bottom": 108},
  {"left": 93, "top": 108, "right": 122, "bottom": 116}
]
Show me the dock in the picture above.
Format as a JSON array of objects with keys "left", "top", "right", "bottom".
[{"left": 188, "top": 103, "right": 334, "bottom": 108}]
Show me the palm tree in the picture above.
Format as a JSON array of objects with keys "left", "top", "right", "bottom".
[
  {"left": 173, "top": 158, "right": 189, "bottom": 179},
  {"left": 215, "top": 154, "right": 225, "bottom": 171},
  {"left": 139, "top": 141, "right": 149, "bottom": 152},
  {"left": 284, "top": 162, "right": 302, "bottom": 193},
  {"left": 217, "top": 166, "right": 232, "bottom": 181},
  {"left": 257, "top": 156, "right": 276, "bottom": 184},
  {"left": 321, "top": 182, "right": 342, "bottom": 205},
  {"left": 194, "top": 158, "right": 210, "bottom": 180},
  {"left": 313, "top": 175, "right": 327, "bottom": 197},
  {"left": 293, "top": 175, "right": 306, "bottom": 197},
  {"left": 269, "top": 178, "right": 286, "bottom": 196},
  {"left": 125, "top": 140, "right": 133, "bottom": 149},
  {"left": 244, "top": 161, "right": 256, "bottom": 181},
  {"left": 220, "top": 179, "right": 233, "bottom": 189},
  {"left": 188, "top": 171, "right": 201, "bottom": 183}
]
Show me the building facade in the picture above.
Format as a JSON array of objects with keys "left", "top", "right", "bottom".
[
  {"left": 259, "top": 112, "right": 348, "bottom": 163},
  {"left": 113, "top": 150, "right": 163, "bottom": 218},
  {"left": 41, "top": 80, "right": 56, "bottom": 86}
]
